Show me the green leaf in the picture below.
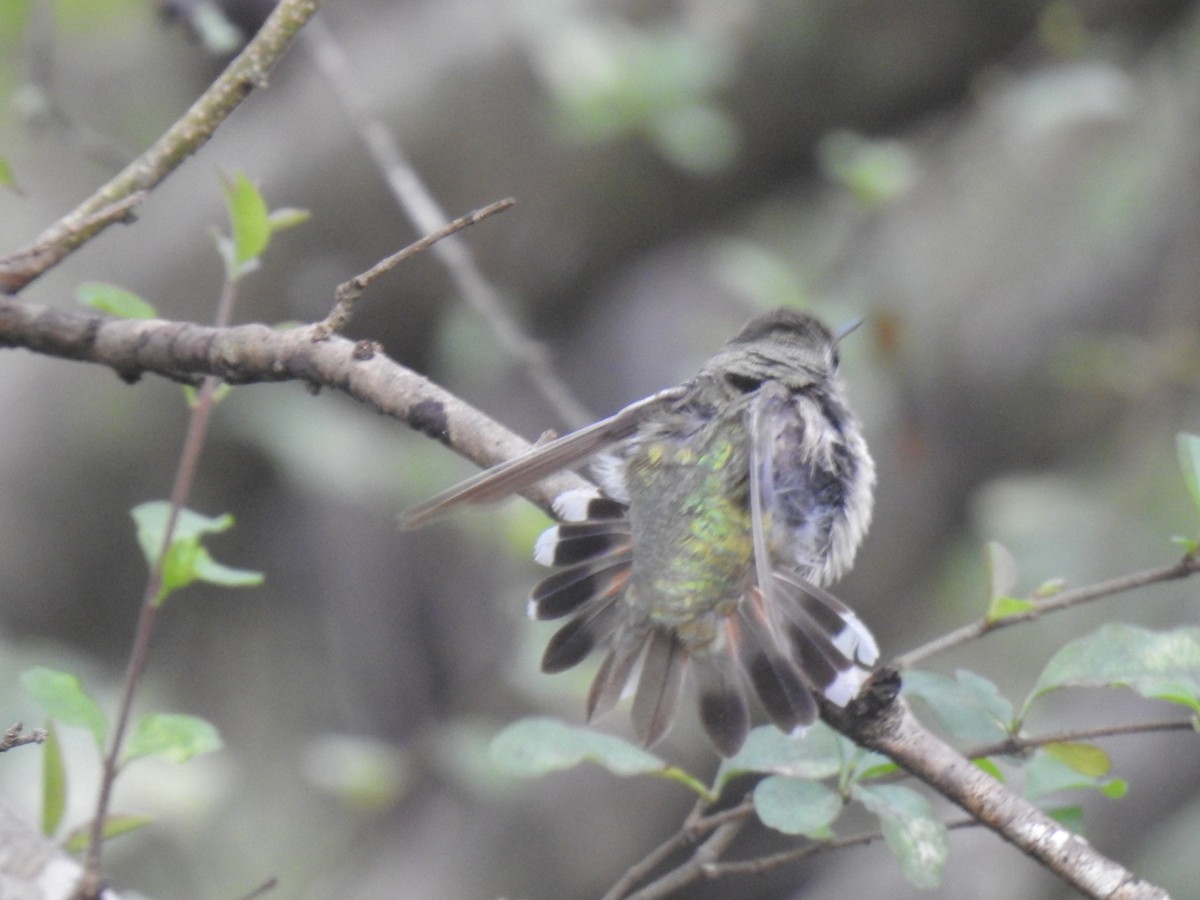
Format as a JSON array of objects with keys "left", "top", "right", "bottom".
[
  {"left": 222, "top": 171, "right": 271, "bottom": 266},
  {"left": 191, "top": 547, "right": 264, "bottom": 588},
  {"left": 20, "top": 668, "right": 108, "bottom": 751},
  {"left": 75, "top": 282, "right": 157, "bottom": 319},
  {"left": 40, "top": 722, "right": 66, "bottom": 837},
  {"left": 1032, "top": 578, "right": 1067, "bottom": 599},
  {"left": 63, "top": 814, "right": 155, "bottom": 854},
  {"left": 267, "top": 206, "right": 311, "bottom": 233},
  {"left": 984, "top": 540, "right": 1019, "bottom": 598},
  {"left": 1024, "top": 624, "right": 1200, "bottom": 717},
  {"left": 852, "top": 784, "right": 948, "bottom": 889},
  {"left": 0, "top": 156, "right": 15, "bottom": 191},
  {"left": 490, "top": 717, "right": 675, "bottom": 782},
  {"left": 1046, "top": 805, "right": 1084, "bottom": 831},
  {"left": 122, "top": 713, "right": 223, "bottom": 765},
  {"left": 987, "top": 595, "right": 1036, "bottom": 622},
  {"left": 972, "top": 757, "right": 1005, "bottom": 782},
  {"left": 1177, "top": 433, "right": 1200, "bottom": 526},
  {"left": 753, "top": 776, "right": 842, "bottom": 838},
  {"left": 182, "top": 381, "right": 232, "bottom": 409},
  {"left": 131, "top": 502, "right": 262, "bottom": 604},
  {"left": 715, "top": 723, "right": 843, "bottom": 792},
  {"left": 903, "top": 670, "right": 1015, "bottom": 744},
  {"left": 1042, "top": 742, "right": 1110, "bottom": 778},
  {"left": 1024, "top": 751, "right": 1117, "bottom": 800}
]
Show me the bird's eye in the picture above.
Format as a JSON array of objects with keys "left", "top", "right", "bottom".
[
  {"left": 725, "top": 372, "right": 762, "bottom": 393},
  {"left": 830, "top": 347, "right": 841, "bottom": 370}
]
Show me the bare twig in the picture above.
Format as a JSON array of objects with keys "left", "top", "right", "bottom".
[
  {"left": 702, "top": 817, "right": 979, "bottom": 880},
  {"left": 623, "top": 817, "right": 748, "bottom": 900},
  {"left": 234, "top": 877, "right": 279, "bottom": 900},
  {"left": 76, "top": 229, "right": 250, "bottom": 900},
  {"left": 0, "top": 723, "right": 47, "bottom": 752},
  {"left": 967, "top": 719, "right": 1197, "bottom": 761},
  {"left": 301, "top": 15, "right": 593, "bottom": 429},
  {"left": 0, "top": 0, "right": 320, "bottom": 295},
  {"left": 894, "top": 552, "right": 1200, "bottom": 669},
  {"left": 315, "top": 198, "right": 516, "bottom": 338}
]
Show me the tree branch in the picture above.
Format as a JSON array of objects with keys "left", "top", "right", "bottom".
[
  {"left": 0, "top": 298, "right": 588, "bottom": 517},
  {"left": 823, "top": 682, "right": 1170, "bottom": 900},
  {"left": 0, "top": 0, "right": 320, "bottom": 294}
]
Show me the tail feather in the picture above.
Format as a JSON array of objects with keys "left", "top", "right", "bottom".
[
  {"left": 735, "top": 590, "right": 817, "bottom": 733},
  {"left": 528, "top": 554, "right": 632, "bottom": 620},
  {"left": 631, "top": 629, "right": 686, "bottom": 748},
  {"left": 534, "top": 522, "right": 632, "bottom": 567},
  {"left": 586, "top": 627, "right": 648, "bottom": 722},
  {"left": 541, "top": 595, "right": 623, "bottom": 673},
  {"left": 693, "top": 628, "right": 751, "bottom": 757},
  {"left": 770, "top": 572, "right": 878, "bottom": 706}
]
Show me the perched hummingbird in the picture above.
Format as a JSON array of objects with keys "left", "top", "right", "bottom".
[{"left": 403, "top": 309, "right": 877, "bottom": 756}]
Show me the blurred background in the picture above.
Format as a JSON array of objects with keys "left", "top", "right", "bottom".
[{"left": 1, "top": 0, "right": 1199, "bottom": 897}]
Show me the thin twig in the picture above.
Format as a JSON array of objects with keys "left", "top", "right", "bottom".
[
  {"left": 623, "top": 817, "right": 748, "bottom": 900},
  {"left": 967, "top": 719, "right": 1197, "bottom": 761},
  {"left": 704, "top": 817, "right": 979, "bottom": 879},
  {"left": 894, "top": 552, "right": 1200, "bottom": 669},
  {"left": 301, "top": 15, "right": 593, "bottom": 429},
  {"left": 0, "top": 722, "right": 47, "bottom": 752},
  {"left": 315, "top": 198, "right": 516, "bottom": 338},
  {"left": 234, "top": 877, "right": 279, "bottom": 900},
  {"left": 0, "top": 0, "right": 320, "bottom": 294}
]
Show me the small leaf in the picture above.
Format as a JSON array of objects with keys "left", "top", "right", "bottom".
[
  {"left": 21, "top": 668, "right": 108, "bottom": 751},
  {"left": 715, "top": 723, "right": 843, "bottom": 792},
  {"left": 41, "top": 722, "right": 66, "bottom": 837},
  {"left": 267, "top": 206, "right": 311, "bottom": 233},
  {"left": 191, "top": 547, "right": 264, "bottom": 588},
  {"left": 490, "top": 717, "right": 667, "bottom": 780},
  {"left": 122, "top": 713, "right": 222, "bottom": 765},
  {"left": 987, "top": 595, "right": 1037, "bottom": 622},
  {"left": 1043, "top": 742, "right": 1110, "bottom": 778},
  {"left": 63, "top": 814, "right": 155, "bottom": 854},
  {"left": 753, "top": 776, "right": 842, "bottom": 838},
  {"left": 903, "top": 670, "right": 1014, "bottom": 744},
  {"left": 0, "top": 156, "right": 15, "bottom": 190},
  {"left": 1032, "top": 578, "right": 1067, "bottom": 599},
  {"left": 1024, "top": 751, "right": 1116, "bottom": 800},
  {"left": 222, "top": 171, "right": 271, "bottom": 266},
  {"left": 131, "top": 502, "right": 261, "bottom": 604},
  {"left": 853, "top": 784, "right": 948, "bottom": 889},
  {"left": 982, "top": 541, "right": 1019, "bottom": 611},
  {"left": 183, "top": 382, "right": 232, "bottom": 409},
  {"left": 1046, "top": 805, "right": 1084, "bottom": 831},
  {"left": 1177, "top": 433, "right": 1200, "bottom": 525},
  {"left": 75, "top": 282, "right": 157, "bottom": 319},
  {"left": 972, "top": 757, "right": 1005, "bottom": 782},
  {"left": 1024, "top": 624, "right": 1200, "bottom": 717}
]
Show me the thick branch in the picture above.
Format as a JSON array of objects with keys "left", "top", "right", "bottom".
[
  {"left": 0, "top": 298, "right": 588, "bottom": 515},
  {"left": 823, "top": 686, "right": 1169, "bottom": 900}
]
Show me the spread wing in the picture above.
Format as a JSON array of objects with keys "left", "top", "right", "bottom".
[{"left": 400, "top": 386, "right": 684, "bottom": 529}]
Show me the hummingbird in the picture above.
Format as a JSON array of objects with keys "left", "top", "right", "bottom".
[{"left": 403, "top": 308, "right": 877, "bottom": 757}]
